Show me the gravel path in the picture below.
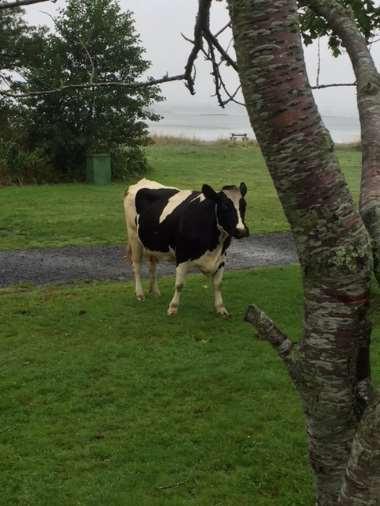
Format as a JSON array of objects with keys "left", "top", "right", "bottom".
[{"left": 0, "top": 233, "right": 298, "bottom": 288}]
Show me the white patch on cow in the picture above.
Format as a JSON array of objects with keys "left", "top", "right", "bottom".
[
  {"left": 124, "top": 178, "right": 179, "bottom": 232},
  {"left": 191, "top": 193, "right": 206, "bottom": 203},
  {"left": 193, "top": 230, "right": 228, "bottom": 275},
  {"left": 159, "top": 190, "right": 193, "bottom": 224},
  {"left": 143, "top": 246, "right": 176, "bottom": 262},
  {"left": 222, "top": 188, "right": 245, "bottom": 231}
]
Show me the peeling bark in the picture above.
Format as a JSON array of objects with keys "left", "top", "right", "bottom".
[
  {"left": 339, "top": 397, "right": 380, "bottom": 505},
  {"left": 227, "top": 1, "right": 373, "bottom": 504},
  {"left": 303, "top": 0, "right": 380, "bottom": 285},
  {"left": 245, "top": 304, "right": 300, "bottom": 382}
]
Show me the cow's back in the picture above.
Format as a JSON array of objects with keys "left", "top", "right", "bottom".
[{"left": 124, "top": 178, "right": 177, "bottom": 232}]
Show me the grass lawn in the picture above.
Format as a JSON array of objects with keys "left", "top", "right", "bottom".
[
  {"left": 0, "top": 141, "right": 361, "bottom": 250},
  {"left": 1, "top": 266, "right": 379, "bottom": 506}
]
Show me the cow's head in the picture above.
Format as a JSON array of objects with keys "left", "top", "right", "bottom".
[{"left": 202, "top": 182, "right": 249, "bottom": 239}]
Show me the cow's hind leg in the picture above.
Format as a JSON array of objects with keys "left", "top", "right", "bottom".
[
  {"left": 149, "top": 256, "right": 160, "bottom": 296},
  {"left": 212, "top": 262, "right": 230, "bottom": 317},
  {"left": 129, "top": 233, "right": 145, "bottom": 301},
  {"left": 168, "top": 262, "right": 188, "bottom": 316}
]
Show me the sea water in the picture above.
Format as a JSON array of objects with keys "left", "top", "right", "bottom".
[{"left": 148, "top": 106, "right": 360, "bottom": 144}]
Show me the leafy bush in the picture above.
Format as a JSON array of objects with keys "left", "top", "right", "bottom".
[
  {"left": 111, "top": 145, "right": 149, "bottom": 181},
  {"left": 0, "top": 140, "right": 55, "bottom": 185}
]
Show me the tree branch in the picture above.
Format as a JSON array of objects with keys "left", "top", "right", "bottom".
[
  {"left": 311, "top": 82, "right": 356, "bottom": 89},
  {"left": 0, "top": 0, "right": 55, "bottom": 9},
  {"left": 0, "top": 74, "right": 186, "bottom": 98},
  {"left": 203, "top": 28, "right": 238, "bottom": 71},
  {"left": 244, "top": 304, "right": 300, "bottom": 383},
  {"left": 338, "top": 395, "right": 380, "bottom": 505},
  {"left": 214, "top": 21, "right": 232, "bottom": 38},
  {"left": 183, "top": 0, "right": 212, "bottom": 94}
]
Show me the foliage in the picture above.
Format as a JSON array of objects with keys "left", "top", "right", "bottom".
[
  {"left": 0, "top": 139, "right": 55, "bottom": 185},
  {"left": 111, "top": 145, "right": 150, "bottom": 181},
  {"left": 0, "top": 142, "right": 361, "bottom": 250},
  {"left": 16, "top": 0, "right": 162, "bottom": 180},
  {"left": 0, "top": 6, "right": 46, "bottom": 89},
  {"left": 0, "top": 5, "right": 47, "bottom": 171},
  {"left": 299, "top": 0, "right": 380, "bottom": 55}
]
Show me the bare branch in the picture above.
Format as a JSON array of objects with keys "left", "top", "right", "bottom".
[
  {"left": 183, "top": 0, "right": 212, "bottom": 94},
  {"left": 0, "top": 74, "right": 186, "bottom": 99},
  {"left": 219, "top": 82, "right": 245, "bottom": 107},
  {"left": 203, "top": 28, "right": 238, "bottom": 71},
  {"left": 78, "top": 39, "right": 96, "bottom": 84},
  {"left": 214, "top": 21, "right": 232, "bottom": 38},
  {"left": 316, "top": 37, "right": 321, "bottom": 87},
  {"left": 245, "top": 304, "right": 300, "bottom": 383},
  {"left": 207, "top": 39, "right": 224, "bottom": 107},
  {"left": 0, "top": 0, "right": 55, "bottom": 10},
  {"left": 311, "top": 82, "right": 356, "bottom": 89}
]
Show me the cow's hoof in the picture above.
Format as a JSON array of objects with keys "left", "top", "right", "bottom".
[
  {"left": 136, "top": 294, "right": 145, "bottom": 301},
  {"left": 216, "top": 306, "right": 230, "bottom": 318},
  {"left": 149, "top": 288, "right": 161, "bottom": 297},
  {"left": 167, "top": 306, "right": 178, "bottom": 316}
]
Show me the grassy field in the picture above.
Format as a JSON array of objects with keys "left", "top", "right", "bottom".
[
  {"left": 0, "top": 140, "right": 361, "bottom": 250},
  {"left": 1, "top": 266, "right": 379, "bottom": 506},
  {"left": 1, "top": 139, "right": 378, "bottom": 505},
  {"left": 0, "top": 267, "right": 319, "bottom": 505}
]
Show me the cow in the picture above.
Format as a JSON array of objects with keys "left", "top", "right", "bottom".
[{"left": 124, "top": 178, "right": 249, "bottom": 317}]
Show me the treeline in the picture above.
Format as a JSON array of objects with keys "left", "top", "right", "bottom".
[{"left": 0, "top": 0, "right": 162, "bottom": 185}]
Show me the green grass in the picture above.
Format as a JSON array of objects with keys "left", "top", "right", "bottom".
[
  {"left": 1, "top": 267, "right": 379, "bottom": 506},
  {"left": 1, "top": 268, "right": 307, "bottom": 506},
  {"left": 0, "top": 141, "right": 361, "bottom": 250}
]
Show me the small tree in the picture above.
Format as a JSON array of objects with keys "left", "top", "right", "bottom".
[
  {"left": 0, "top": 5, "right": 45, "bottom": 140},
  {"left": 19, "top": 0, "right": 162, "bottom": 180}
]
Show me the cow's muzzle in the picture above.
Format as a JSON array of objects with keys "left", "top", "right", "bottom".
[{"left": 233, "top": 227, "right": 249, "bottom": 239}]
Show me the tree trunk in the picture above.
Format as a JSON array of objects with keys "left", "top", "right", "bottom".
[
  {"left": 339, "top": 396, "right": 380, "bottom": 505},
  {"left": 303, "top": 0, "right": 380, "bottom": 285},
  {"left": 227, "top": 0, "right": 373, "bottom": 504}
]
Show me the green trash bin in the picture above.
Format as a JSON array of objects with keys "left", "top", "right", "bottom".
[{"left": 86, "top": 153, "right": 111, "bottom": 185}]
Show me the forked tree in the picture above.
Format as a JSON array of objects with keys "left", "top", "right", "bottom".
[
  {"left": 301, "top": 0, "right": 380, "bottom": 286},
  {"left": 174, "top": 0, "right": 380, "bottom": 503},
  {"left": 226, "top": 1, "right": 379, "bottom": 504}
]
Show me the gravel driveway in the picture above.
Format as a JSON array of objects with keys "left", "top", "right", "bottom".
[{"left": 0, "top": 233, "right": 298, "bottom": 288}]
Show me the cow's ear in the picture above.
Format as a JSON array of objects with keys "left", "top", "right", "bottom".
[
  {"left": 202, "top": 184, "right": 218, "bottom": 201},
  {"left": 240, "top": 182, "right": 247, "bottom": 196}
]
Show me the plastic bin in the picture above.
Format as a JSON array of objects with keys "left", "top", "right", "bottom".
[{"left": 86, "top": 153, "right": 111, "bottom": 185}]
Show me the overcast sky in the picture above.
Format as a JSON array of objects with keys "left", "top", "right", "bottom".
[{"left": 23, "top": 0, "right": 380, "bottom": 118}]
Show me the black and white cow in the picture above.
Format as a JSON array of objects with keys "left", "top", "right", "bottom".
[{"left": 124, "top": 178, "right": 249, "bottom": 316}]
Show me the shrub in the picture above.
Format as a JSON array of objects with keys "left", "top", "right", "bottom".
[
  {"left": 0, "top": 140, "right": 55, "bottom": 185},
  {"left": 111, "top": 145, "right": 149, "bottom": 181}
]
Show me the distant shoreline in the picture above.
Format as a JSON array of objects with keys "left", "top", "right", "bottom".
[
  {"left": 148, "top": 107, "right": 360, "bottom": 143},
  {"left": 148, "top": 134, "right": 361, "bottom": 149}
]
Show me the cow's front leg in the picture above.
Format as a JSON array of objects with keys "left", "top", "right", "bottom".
[
  {"left": 168, "top": 262, "right": 188, "bottom": 316},
  {"left": 212, "top": 262, "right": 229, "bottom": 317}
]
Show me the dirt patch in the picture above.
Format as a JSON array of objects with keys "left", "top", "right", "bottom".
[{"left": 0, "top": 233, "right": 298, "bottom": 288}]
